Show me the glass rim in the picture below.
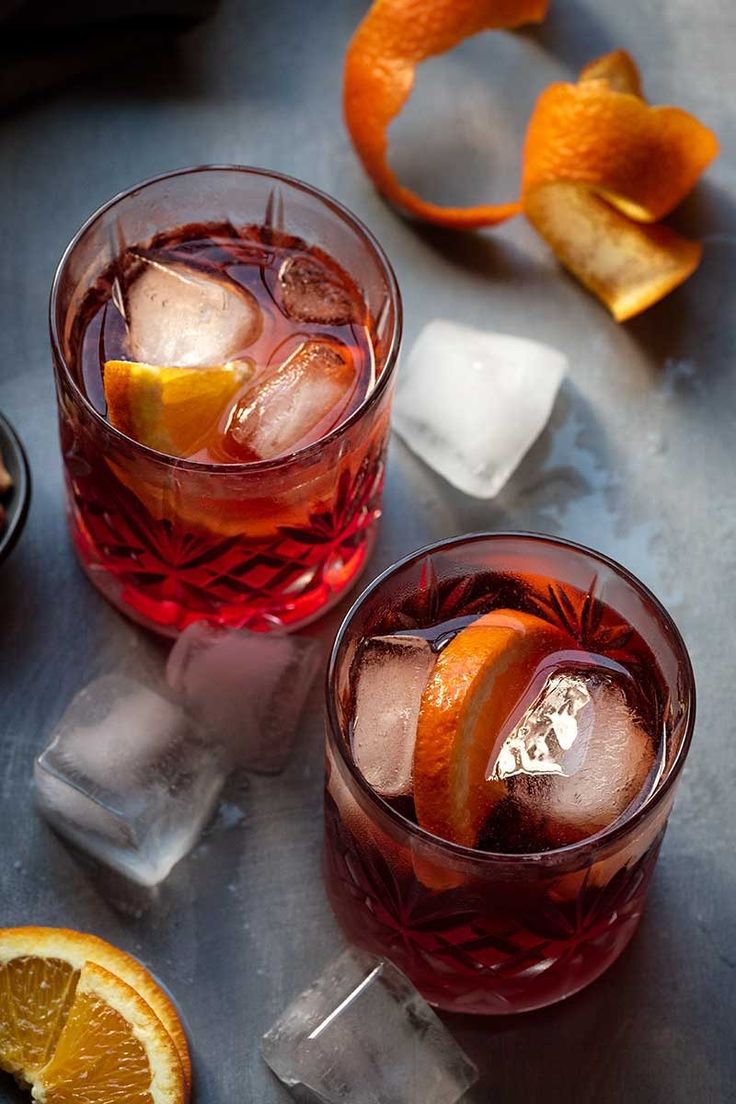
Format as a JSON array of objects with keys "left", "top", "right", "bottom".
[
  {"left": 48, "top": 163, "right": 403, "bottom": 474},
  {"left": 325, "top": 530, "right": 697, "bottom": 867}
]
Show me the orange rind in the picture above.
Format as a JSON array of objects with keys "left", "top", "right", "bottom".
[
  {"left": 522, "top": 50, "right": 719, "bottom": 319},
  {"left": 413, "top": 610, "right": 574, "bottom": 848},
  {"left": 344, "top": 0, "right": 548, "bottom": 228},
  {"left": 0, "top": 926, "right": 189, "bottom": 1101},
  {"left": 344, "top": 0, "right": 718, "bottom": 319}
]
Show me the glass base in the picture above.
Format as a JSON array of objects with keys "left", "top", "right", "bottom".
[
  {"left": 323, "top": 801, "right": 662, "bottom": 1016},
  {"left": 72, "top": 518, "right": 378, "bottom": 637}
]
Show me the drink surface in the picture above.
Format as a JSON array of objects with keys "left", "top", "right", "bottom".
[
  {"left": 71, "top": 221, "right": 376, "bottom": 463},
  {"left": 348, "top": 569, "right": 666, "bottom": 855}
]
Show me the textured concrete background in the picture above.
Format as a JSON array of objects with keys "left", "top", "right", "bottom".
[{"left": 0, "top": 1, "right": 734, "bottom": 1100}]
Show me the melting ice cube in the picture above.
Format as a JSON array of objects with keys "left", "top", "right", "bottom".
[
  {"left": 278, "top": 253, "right": 363, "bottom": 326},
  {"left": 125, "top": 256, "right": 262, "bottom": 367},
  {"left": 262, "top": 948, "right": 478, "bottom": 1104},
  {"left": 351, "top": 636, "right": 435, "bottom": 798},
  {"left": 225, "top": 339, "right": 361, "bottom": 460},
  {"left": 490, "top": 673, "right": 594, "bottom": 781},
  {"left": 393, "top": 319, "right": 566, "bottom": 498},
  {"left": 34, "top": 674, "right": 226, "bottom": 886},
  {"left": 489, "top": 673, "right": 658, "bottom": 847},
  {"left": 166, "top": 622, "right": 322, "bottom": 774}
]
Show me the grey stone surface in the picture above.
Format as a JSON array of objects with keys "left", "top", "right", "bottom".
[{"left": 0, "top": 1, "right": 734, "bottom": 1101}]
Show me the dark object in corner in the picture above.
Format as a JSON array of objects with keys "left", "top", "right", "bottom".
[
  {"left": 0, "top": 0, "right": 218, "bottom": 109},
  {"left": 0, "top": 411, "right": 30, "bottom": 565}
]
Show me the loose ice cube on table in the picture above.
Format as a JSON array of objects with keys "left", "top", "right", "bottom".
[
  {"left": 262, "top": 948, "right": 478, "bottom": 1104},
  {"left": 166, "top": 622, "right": 322, "bottom": 774},
  {"left": 34, "top": 675, "right": 225, "bottom": 886},
  {"left": 393, "top": 319, "right": 566, "bottom": 498},
  {"left": 489, "top": 673, "right": 658, "bottom": 847},
  {"left": 125, "top": 256, "right": 262, "bottom": 367},
  {"left": 351, "top": 636, "right": 435, "bottom": 798},
  {"left": 225, "top": 340, "right": 361, "bottom": 460},
  {"left": 278, "top": 253, "right": 363, "bottom": 325}
]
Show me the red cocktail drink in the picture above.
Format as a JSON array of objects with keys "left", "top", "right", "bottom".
[
  {"left": 50, "top": 167, "right": 401, "bottom": 634},
  {"left": 324, "top": 534, "right": 695, "bottom": 1014}
]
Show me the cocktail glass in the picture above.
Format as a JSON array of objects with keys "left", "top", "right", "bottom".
[
  {"left": 324, "top": 532, "right": 695, "bottom": 1014},
  {"left": 50, "top": 166, "right": 401, "bottom": 635}
]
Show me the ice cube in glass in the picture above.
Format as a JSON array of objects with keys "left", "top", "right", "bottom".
[
  {"left": 125, "top": 255, "right": 262, "bottom": 367},
  {"left": 491, "top": 670, "right": 659, "bottom": 848},
  {"left": 224, "top": 340, "right": 364, "bottom": 461},
  {"left": 351, "top": 635, "right": 435, "bottom": 798},
  {"left": 277, "top": 252, "right": 364, "bottom": 325}
]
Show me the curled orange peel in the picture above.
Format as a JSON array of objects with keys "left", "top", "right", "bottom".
[
  {"left": 344, "top": 0, "right": 719, "bottom": 320},
  {"left": 343, "top": 0, "right": 549, "bottom": 229},
  {"left": 522, "top": 50, "right": 719, "bottom": 320}
]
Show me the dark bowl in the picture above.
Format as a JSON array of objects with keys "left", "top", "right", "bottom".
[{"left": 0, "top": 411, "right": 30, "bottom": 563}]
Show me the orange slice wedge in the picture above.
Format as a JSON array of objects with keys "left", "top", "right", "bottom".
[
  {"left": 344, "top": 0, "right": 548, "bottom": 227},
  {"left": 0, "top": 927, "right": 190, "bottom": 1094},
  {"left": 521, "top": 50, "right": 719, "bottom": 320},
  {"left": 413, "top": 610, "right": 573, "bottom": 847},
  {"left": 104, "top": 359, "right": 250, "bottom": 458},
  {"left": 33, "top": 962, "right": 184, "bottom": 1104}
]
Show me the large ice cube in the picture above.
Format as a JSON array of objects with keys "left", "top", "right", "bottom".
[
  {"left": 166, "top": 622, "right": 322, "bottom": 774},
  {"left": 351, "top": 636, "right": 435, "bottom": 798},
  {"left": 34, "top": 675, "right": 226, "bottom": 886},
  {"left": 278, "top": 252, "right": 363, "bottom": 325},
  {"left": 125, "top": 256, "right": 262, "bottom": 367},
  {"left": 261, "top": 948, "right": 478, "bottom": 1104},
  {"left": 393, "top": 320, "right": 566, "bottom": 498},
  {"left": 224, "top": 339, "right": 361, "bottom": 460},
  {"left": 489, "top": 672, "right": 658, "bottom": 847}
]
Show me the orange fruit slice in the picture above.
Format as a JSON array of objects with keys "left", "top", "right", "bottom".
[
  {"left": 413, "top": 609, "right": 573, "bottom": 847},
  {"left": 344, "top": 0, "right": 548, "bottom": 228},
  {"left": 104, "top": 359, "right": 250, "bottom": 458},
  {"left": 521, "top": 49, "right": 719, "bottom": 320},
  {"left": 0, "top": 927, "right": 190, "bottom": 1095},
  {"left": 33, "top": 962, "right": 183, "bottom": 1104}
]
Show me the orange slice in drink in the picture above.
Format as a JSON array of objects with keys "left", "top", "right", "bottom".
[
  {"left": 0, "top": 926, "right": 189, "bottom": 1095},
  {"left": 104, "top": 359, "right": 250, "bottom": 458},
  {"left": 413, "top": 609, "right": 573, "bottom": 848}
]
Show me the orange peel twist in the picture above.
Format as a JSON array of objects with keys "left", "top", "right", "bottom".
[
  {"left": 521, "top": 50, "right": 719, "bottom": 320},
  {"left": 343, "top": 0, "right": 549, "bottom": 229},
  {"left": 344, "top": 0, "right": 719, "bottom": 320}
]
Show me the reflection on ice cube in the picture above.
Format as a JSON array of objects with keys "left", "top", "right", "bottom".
[
  {"left": 262, "top": 948, "right": 478, "bottom": 1104},
  {"left": 488, "top": 670, "right": 660, "bottom": 847},
  {"left": 393, "top": 319, "right": 566, "bottom": 498},
  {"left": 125, "top": 255, "right": 262, "bottom": 367},
  {"left": 490, "top": 674, "right": 594, "bottom": 781},
  {"left": 34, "top": 675, "right": 226, "bottom": 886}
]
